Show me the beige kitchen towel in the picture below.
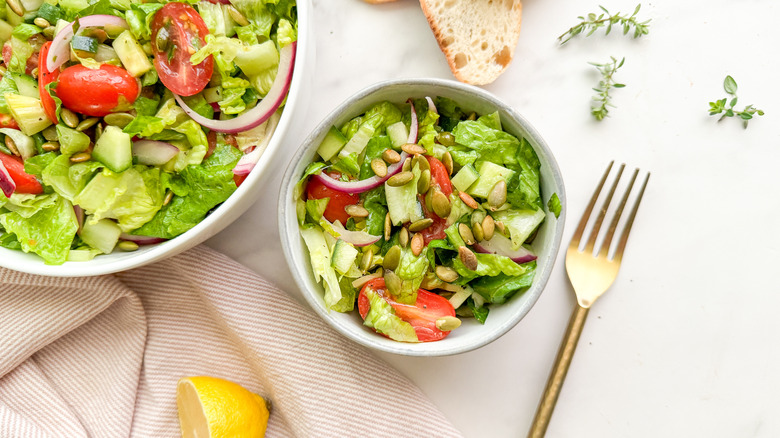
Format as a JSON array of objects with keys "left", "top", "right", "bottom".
[{"left": 0, "top": 245, "right": 462, "bottom": 438}]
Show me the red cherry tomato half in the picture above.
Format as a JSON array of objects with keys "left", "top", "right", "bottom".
[
  {"left": 306, "top": 172, "right": 360, "bottom": 224},
  {"left": 150, "top": 2, "right": 214, "bottom": 96},
  {"left": 0, "top": 153, "right": 42, "bottom": 194},
  {"left": 426, "top": 155, "right": 453, "bottom": 198},
  {"left": 38, "top": 42, "right": 59, "bottom": 124},
  {"left": 358, "top": 278, "right": 456, "bottom": 342},
  {"left": 56, "top": 64, "right": 139, "bottom": 117}
]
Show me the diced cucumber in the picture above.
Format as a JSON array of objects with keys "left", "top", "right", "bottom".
[
  {"left": 0, "top": 128, "right": 35, "bottom": 159},
  {"left": 4, "top": 93, "right": 52, "bottom": 135},
  {"left": 56, "top": 124, "right": 91, "bottom": 155},
  {"left": 338, "top": 114, "right": 380, "bottom": 159},
  {"left": 80, "top": 217, "right": 121, "bottom": 254},
  {"left": 491, "top": 208, "right": 546, "bottom": 250},
  {"left": 92, "top": 125, "right": 132, "bottom": 173},
  {"left": 203, "top": 87, "right": 222, "bottom": 103},
  {"left": 36, "top": 3, "right": 63, "bottom": 25},
  {"left": 386, "top": 121, "right": 408, "bottom": 148},
  {"left": 71, "top": 35, "right": 98, "bottom": 54},
  {"left": 451, "top": 163, "right": 480, "bottom": 192},
  {"left": 331, "top": 238, "right": 358, "bottom": 276},
  {"left": 467, "top": 161, "right": 516, "bottom": 199},
  {"left": 317, "top": 125, "right": 347, "bottom": 161},
  {"left": 13, "top": 74, "right": 38, "bottom": 98},
  {"left": 113, "top": 30, "right": 152, "bottom": 77},
  {"left": 385, "top": 168, "right": 424, "bottom": 226}
]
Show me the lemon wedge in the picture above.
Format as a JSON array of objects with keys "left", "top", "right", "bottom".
[{"left": 177, "top": 376, "right": 270, "bottom": 438}]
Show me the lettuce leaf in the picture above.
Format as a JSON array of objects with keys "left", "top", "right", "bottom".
[
  {"left": 362, "top": 287, "right": 418, "bottom": 342},
  {"left": 393, "top": 246, "right": 428, "bottom": 304},
  {"left": 452, "top": 117, "right": 521, "bottom": 166},
  {"left": 471, "top": 263, "right": 536, "bottom": 304},
  {"left": 0, "top": 194, "right": 78, "bottom": 265}
]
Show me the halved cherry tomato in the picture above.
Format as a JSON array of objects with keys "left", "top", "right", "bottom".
[
  {"left": 415, "top": 155, "right": 454, "bottom": 244},
  {"left": 358, "top": 278, "right": 456, "bottom": 342},
  {"left": 150, "top": 2, "right": 213, "bottom": 96},
  {"left": 38, "top": 41, "right": 59, "bottom": 124},
  {"left": 0, "top": 113, "right": 18, "bottom": 129},
  {"left": 306, "top": 171, "right": 360, "bottom": 224},
  {"left": 0, "top": 153, "right": 42, "bottom": 194},
  {"left": 3, "top": 35, "right": 44, "bottom": 75},
  {"left": 426, "top": 155, "right": 453, "bottom": 197},
  {"left": 56, "top": 64, "right": 139, "bottom": 117}
]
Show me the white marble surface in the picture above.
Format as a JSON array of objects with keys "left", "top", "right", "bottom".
[{"left": 207, "top": 0, "right": 780, "bottom": 436}]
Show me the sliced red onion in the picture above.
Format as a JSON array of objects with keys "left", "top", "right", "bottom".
[
  {"left": 0, "top": 160, "right": 15, "bottom": 198},
  {"left": 47, "top": 15, "right": 129, "bottom": 71},
  {"left": 232, "top": 112, "right": 280, "bottom": 176},
  {"left": 329, "top": 220, "right": 381, "bottom": 247},
  {"left": 119, "top": 233, "right": 167, "bottom": 246},
  {"left": 132, "top": 140, "right": 180, "bottom": 166},
  {"left": 473, "top": 232, "right": 537, "bottom": 264},
  {"left": 407, "top": 99, "right": 418, "bottom": 144},
  {"left": 73, "top": 205, "right": 84, "bottom": 234},
  {"left": 175, "top": 41, "right": 297, "bottom": 134},
  {"left": 311, "top": 151, "right": 409, "bottom": 194},
  {"left": 425, "top": 96, "right": 437, "bottom": 115}
]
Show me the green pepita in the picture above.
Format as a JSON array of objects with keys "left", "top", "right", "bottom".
[
  {"left": 472, "top": 222, "right": 484, "bottom": 242},
  {"left": 417, "top": 169, "right": 431, "bottom": 194},
  {"left": 398, "top": 227, "right": 409, "bottom": 248},
  {"left": 360, "top": 248, "right": 374, "bottom": 273},
  {"left": 401, "top": 143, "right": 426, "bottom": 155},
  {"left": 458, "top": 223, "right": 475, "bottom": 245},
  {"left": 458, "top": 246, "right": 478, "bottom": 271},
  {"left": 42, "top": 125, "right": 58, "bottom": 141},
  {"left": 488, "top": 180, "right": 507, "bottom": 210},
  {"left": 382, "top": 149, "right": 401, "bottom": 164},
  {"left": 69, "top": 152, "right": 91, "bottom": 163},
  {"left": 435, "top": 266, "right": 459, "bottom": 283},
  {"left": 435, "top": 131, "right": 455, "bottom": 146},
  {"left": 370, "top": 158, "right": 387, "bottom": 178},
  {"left": 41, "top": 141, "right": 60, "bottom": 152},
  {"left": 76, "top": 117, "right": 100, "bottom": 132},
  {"left": 482, "top": 215, "right": 495, "bottom": 240},
  {"left": 435, "top": 316, "right": 462, "bottom": 331},
  {"left": 408, "top": 218, "right": 434, "bottom": 232},
  {"left": 384, "top": 212, "right": 392, "bottom": 241},
  {"left": 104, "top": 112, "right": 135, "bottom": 128},
  {"left": 117, "top": 240, "right": 139, "bottom": 252},
  {"left": 387, "top": 171, "right": 413, "bottom": 187},
  {"left": 384, "top": 269, "right": 402, "bottom": 296},
  {"left": 383, "top": 245, "right": 401, "bottom": 271},
  {"left": 431, "top": 189, "right": 451, "bottom": 219},
  {"left": 412, "top": 154, "right": 430, "bottom": 172},
  {"left": 61, "top": 109, "right": 79, "bottom": 128},
  {"left": 410, "top": 233, "right": 424, "bottom": 256},
  {"left": 345, "top": 204, "right": 369, "bottom": 218},
  {"left": 6, "top": 0, "right": 23, "bottom": 17},
  {"left": 33, "top": 17, "right": 50, "bottom": 28},
  {"left": 442, "top": 151, "right": 454, "bottom": 176}
]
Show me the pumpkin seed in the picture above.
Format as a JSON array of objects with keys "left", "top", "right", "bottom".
[
  {"left": 382, "top": 149, "right": 401, "bottom": 164},
  {"left": 42, "top": 26, "right": 55, "bottom": 38},
  {"left": 431, "top": 189, "right": 451, "bottom": 218},
  {"left": 383, "top": 245, "right": 401, "bottom": 271},
  {"left": 226, "top": 4, "right": 250, "bottom": 26},
  {"left": 410, "top": 233, "right": 423, "bottom": 256},
  {"left": 117, "top": 240, "right": 139, "bottom": 252},
  {"left": 42, "top": 141, "right": 60, "bottom": 152},
  {"left": 458, "top": 191, "right": 479, "bottom": 209},
  {"left": 384, "top": 212, "right": 391, "bottom": 240},
  {"left": 360, "top": 248, "right": 374, "bottom": 273},
  {"left": 472, "top": 222, "right": 484, "bottom": 242},
  {"left": 458, "top": 223, "right": 475, "bottom": 245},
  {"left": 435, "top": 266, "right": 459, "bottom": 283},
  {"left": 482, "top": 215, "right": 495, "bottom": 240},
  {"left": 76, "top": 117, "right": 100, "bottom": 132},
  {"left": 408, "top": 218, "right": 434, "bottom": 232},
  {"left": 435, "top": 131, "right": 455, "bottom": 146},
  {"left": 401, "top": 143, "right": 426, "bottom": 155},
  {"left": 33, "top": 17, "right": 50, "bottom": 28},
  {"left": 345, "top": 204, "right": 369, "bottom": 218},
  {"left": 70, "top": 152, "right": 91, "bottom": 163},
  {"left": 163, "top": 190, "right": 174, "bottom": 206},
  {"left": 442, "top": 151, "right": 454, "bottom": 176},
  {"left": 61, "top": 109, "right": 79, "bottom": 128},
  {"left": 488, "top": 180, "right": 507, "bottom": 209},
  {"left": 94, "top": 123, "right": 103, "bottom": 140},
  {"left": 4, "top": 135, "right": 19, "bottom": 156},
  {"left": 402, "top": 157, "right": 411, "bottom": 172},
  {"left": 417, "top": 169, "right": 431, "bottom": 194},
  {"left": 398, "top": 227, "right": 409, "bottom": 248},
  {"left": 435, "top": 316, "right": 462, "bottom": 331},
  {"left": 370, "top": 158, "right": 387, "bottom": 177},
  {"left": 6, "top": 0, "right": 23, "bottom": 17},
  {"left": 412, "top": 154, "right": 430, "bottom": 172},
  {"left": 495, "top": 220, "right": 507, "bottom": 236},
  {"left": 104, "top": 112, "right": 134, "bottom": 128},
  {"left": 42, "top": 125, "right": 58, "bottom": 141},
  {"left": 386, "top": 171, "right": 413, "bottom": 187},
  {"left": 467, "top": 112, "right": 477, "bottom": 121},
  {"left": 458, "top": 246, "right": 478, "bottom": 271},
  {"left": 384, "top": 269, "right": 402, "bottom": 296}
]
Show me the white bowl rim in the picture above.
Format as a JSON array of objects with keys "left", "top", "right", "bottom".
[
  {"left": 0, "top": 0, "right": 312, "bottom": 277},
  {"left": 279, "top": 78, "right": 566, "bottom": 356}
]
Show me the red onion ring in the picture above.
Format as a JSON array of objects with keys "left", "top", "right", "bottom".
[
  {"left": 132, "top": 140, "right": 180, "bottom": 166},
  {"left": 119, "top": 233, "right": 167, "bottom": 245},
  {"left": 175, "top": 41, "right": 297, "bottom": 134},
  {"left": 232, "top": 112, "right": 281, "bottom": 176},
  {"left": 425, "top": 96, "right": 437, "bottom": 115},
  {"left": 46, "top": 15, "right": 129, "bottom": 71},
  {"left": 407, "top": 99, "right": 417, "bottom": 144},
  {"left": 473, "top": 232, "right": 537, "bottom": 264},
  {"left": 0, "top": 161, "right": 15, "bottom": 197},
  {"left": 311, "top": 151, "right": 410, "bottom": 194}
]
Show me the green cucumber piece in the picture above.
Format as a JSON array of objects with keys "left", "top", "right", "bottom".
[
  {"left": 467, "top": 161, "right": 516, "bottom": 199},
  {"left": 13, "top": 73, "right": 38, "bottom": 98},
  {"left": 386, "top": 121, "right": 408, "bottom": 149},
  {"left": 80, "top": 217, "right": 121, "bottom": 254},
  {"left": 317, "top": 125, "right": 347, "bottom": 161},
  {"left": 92, "top": 125, "right": 132, "bottom": 173},
  {"left": 36, "top": 3, "right": 63, "bottom": 24},
  {"left": 330, "top": 238, "right": 358, "bottom": 276},
  {"left": 56, "top": 124, "right": 91, "bottom": 155},
  {"left": 451, "top": 163, "right": 480, "bottom": 193},
  {"left": 4, "top": 93, "right": 51, "bottom": 135},
  {"left": 71, "top": 35, "right": 98, "bottom": 54},
  {"left": 113, "top": 30, "right": 152, "bottom": 77}
]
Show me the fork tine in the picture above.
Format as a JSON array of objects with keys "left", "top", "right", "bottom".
[
  {"left": 613, "top": 171, "right": 650, "bottom": 262},
  {"left": 570, "top": 161, "right": 614, "bottom": 247},
  {"left": 583, "top": 163, "right": 625, "bottom": 253},
  {"left": 598, "top": 168, "right": 639, "bottom": 258}
]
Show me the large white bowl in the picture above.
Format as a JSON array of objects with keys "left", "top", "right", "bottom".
[
  {"left": 279, "top": 78, "right": 566, "bottom": 356},
  {"left": 0, "top": 0, "right": 312, "bottom": 277}
]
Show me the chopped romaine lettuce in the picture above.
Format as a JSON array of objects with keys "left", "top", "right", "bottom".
[
  {"left": 0, "top": 194, "right": 78, "bottom": 265},
  {"left": 362, "top": 288, "right": 418, "bottom": 342}
]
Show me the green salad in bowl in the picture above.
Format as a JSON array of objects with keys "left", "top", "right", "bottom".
[
  {"left": 289, "top": 85, "right": 564, "bottom": 347},
  {"left": 0, "top": 0, "right": 298, "bottom": 267}
]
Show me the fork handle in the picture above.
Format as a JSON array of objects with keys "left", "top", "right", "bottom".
[{"left": 527, "top": 304, "right": 590, "bottom": 438}]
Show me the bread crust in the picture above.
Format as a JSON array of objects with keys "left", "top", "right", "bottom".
[{"left": 420, "top": 0, "right": 522, "bottom": 85}]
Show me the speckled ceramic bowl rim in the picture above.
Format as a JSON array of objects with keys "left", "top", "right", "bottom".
[{"left": 279, "top": 78, "right": 566, "bottom": 356}]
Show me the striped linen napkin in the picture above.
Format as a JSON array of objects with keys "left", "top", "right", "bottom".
[{"left": 0, "top": 245, "right": 462, "bottom": 438}]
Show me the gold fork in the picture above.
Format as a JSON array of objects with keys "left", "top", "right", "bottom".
[{"left": 528, "top": 161, "right": 650, "bottom": 438}]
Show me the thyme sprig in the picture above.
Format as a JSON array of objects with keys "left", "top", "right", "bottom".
[
  {"left": 708, "top": 75, "right": 764, "bottom": 128},
  {"left": 590, "top": 56, "right": 625, "bottom": 121},
  {"left": 559, "top": 4, "right": 651, "bottom": 45}
]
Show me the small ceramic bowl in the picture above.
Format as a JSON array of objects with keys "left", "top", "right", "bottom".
[
  {"left": 0, "top": 0, "right": 312, "bottom": 277},
  {"left": 280, "top": 78, "right": 566, "bottom": 356}
]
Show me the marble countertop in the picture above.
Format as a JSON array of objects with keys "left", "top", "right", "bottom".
[{"left": 208, "top": 0, "right": 780, "bottom": 436}]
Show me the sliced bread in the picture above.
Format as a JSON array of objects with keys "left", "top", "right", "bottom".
[{"left": 419, "top": 0, "right": 523, "bottom": 85}]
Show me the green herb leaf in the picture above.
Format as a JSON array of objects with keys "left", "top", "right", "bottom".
[{"left": 558, "top": 4, "right": 650, "bottom": 45}]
